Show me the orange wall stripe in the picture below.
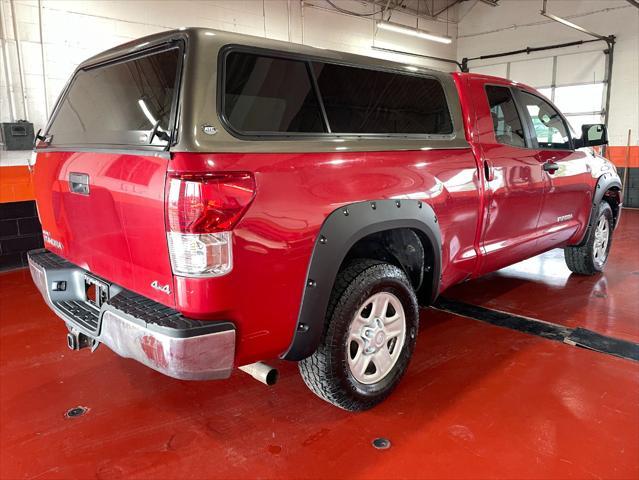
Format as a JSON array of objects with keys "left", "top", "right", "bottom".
[
  {"left": 606, "top": 146, "right": 639, "bottom": 169},
  {"left": 0, "top": 166, "right": 35, "bottom": 203}
]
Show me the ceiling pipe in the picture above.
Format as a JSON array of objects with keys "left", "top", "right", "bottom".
[
  {"left": 9, "top": 0, "right": 29, "bottom": 120},
  {"left": 366, "top": 0, "right": 456, "bottom": 23},
  {"left": 38, "top": 0, "right": 49, "bottom": 120},
  {"left": 0, "top": 0, "right": 17, "bottom": 121}
]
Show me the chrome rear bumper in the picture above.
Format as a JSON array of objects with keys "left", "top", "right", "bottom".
[{"left": 28, "top": 249, "right": 235, "bottom": 380}]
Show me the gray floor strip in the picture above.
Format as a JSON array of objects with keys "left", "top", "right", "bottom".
[{"left": 432, "top": 298, "right": 639, "bottom": 362}]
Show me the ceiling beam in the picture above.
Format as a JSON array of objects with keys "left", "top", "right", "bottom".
[
  {"left": 433, "top": 0, "right": 465, "bottom": 17},
  {"left": 365, "top": 0, "right": 461, "bottom": 20}
]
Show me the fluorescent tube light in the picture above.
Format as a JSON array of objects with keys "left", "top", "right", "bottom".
[
  {"left": 377, "top": 21, "right": 452, "bottom": 45},
  {"left": 138, "top": 99, "right": 166, "bottom": 134},
  {"left": 138, "top": 99, "right": 157, "bottom": 125}
]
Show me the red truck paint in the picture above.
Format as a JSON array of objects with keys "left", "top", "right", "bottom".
[{"left": 33, "top": 72, "right": 614, "bottom": 366}]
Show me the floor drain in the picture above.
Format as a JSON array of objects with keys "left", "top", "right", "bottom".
[
  {"left": 372, "top": 437, "right": 391, "bottom": 449},
  {"left": 65, "top": 406, "right": 88, "bottom": 418}
]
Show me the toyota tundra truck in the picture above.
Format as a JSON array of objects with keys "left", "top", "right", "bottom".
[{"left": 28, "top": 28, "right": 622, "bottom": 411}]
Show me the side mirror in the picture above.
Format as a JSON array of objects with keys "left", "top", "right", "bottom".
[{"left": 575, "top": 123, "right": 608, "bottom": 149}]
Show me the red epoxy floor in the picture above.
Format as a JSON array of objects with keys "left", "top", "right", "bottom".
[
  {"left": 446, "top": 210, "right": 639, "bottom": 343},
  {"left": 1, "top": 212, "right": 638, "bottom": 479}
]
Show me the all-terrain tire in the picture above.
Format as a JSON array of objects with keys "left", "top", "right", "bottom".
[
  {"left": 564, "top": 201, "right": 614, "bottom": 275},
  {"left": 299, "top": 259, "right": 419, "bottom": 411}
]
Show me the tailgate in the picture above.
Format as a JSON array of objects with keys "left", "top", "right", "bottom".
[{"left": 34, "top": 150, "right": 175, "bottom": 306}]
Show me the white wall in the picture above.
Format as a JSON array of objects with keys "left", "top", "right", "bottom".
[
  {"left": 457, "top": 0, "right": 639, "bottom": 148},
  {"left": 0, "top": 0, "right": 459, "bottom": 140},
  {"left": 4, "top": 0, "right": 634, "bottom": 152}
]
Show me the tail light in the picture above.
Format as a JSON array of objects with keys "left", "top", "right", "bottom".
[{"left": 166, "top": 172, "right": 256, "bottom": 277}]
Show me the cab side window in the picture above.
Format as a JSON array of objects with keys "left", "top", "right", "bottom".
[
  {"left": 485, "top": 85, "right": 526, "bottom": 148},
  {"left": 519, "top": 91, "right": 571, "bottom": 150}
]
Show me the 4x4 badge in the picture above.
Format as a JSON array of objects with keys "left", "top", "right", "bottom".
[
  {"left": 202, "top": 124, "right": 217, "bottom": 135},
  {"left": 151, "top": 281, "right": 171, "bottom": 295}
]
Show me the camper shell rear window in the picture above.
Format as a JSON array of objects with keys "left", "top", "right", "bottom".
[{"left": 46, "top": 44, "right": 182, "bottom": 148}]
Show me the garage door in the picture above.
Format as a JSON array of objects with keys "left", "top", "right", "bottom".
[{"left": 470, "top": 49, "right": 607, "bottom": 133}]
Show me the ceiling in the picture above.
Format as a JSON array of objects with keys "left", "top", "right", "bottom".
[{"left": 362, "top": 0, "right": 500, "bottom": 22}]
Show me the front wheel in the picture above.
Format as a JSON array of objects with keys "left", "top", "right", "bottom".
[
  {"left": 299, "top": 259, "right": 418, "bottom": 411},
  {"left": 564, "top": 201, "right": 614, "bottom": 275}
]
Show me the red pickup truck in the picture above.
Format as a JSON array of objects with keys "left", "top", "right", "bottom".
[{"left": 28, "top": 28, "right": 622, "bottom": 411}]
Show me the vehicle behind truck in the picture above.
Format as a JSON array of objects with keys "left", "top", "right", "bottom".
[{"left": 29, "top": 28, "right": 622, "bottom": 410}]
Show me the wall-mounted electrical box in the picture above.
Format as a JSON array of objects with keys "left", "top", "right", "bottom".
[{"left": 1, "top": 121, "right": 35, "bottom": 150}]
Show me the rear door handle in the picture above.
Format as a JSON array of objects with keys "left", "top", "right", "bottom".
[
  {"left": 542, "top": 161, "right": 560, "bottom": 173},
  {"left": 69, "top": 172, "right": 90, "bottom": 195},
  {"left": 483, "top": 160, "right": 494, "bottom": 181}
]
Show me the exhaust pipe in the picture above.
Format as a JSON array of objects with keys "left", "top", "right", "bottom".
[
  {"left": 66, "top": 330, "right": 92, "bottom": 351},
  {"left": 239, "top": 362, "right": 279, "bottom": 386}
]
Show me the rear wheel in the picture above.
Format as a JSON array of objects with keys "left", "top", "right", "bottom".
[
  {"left": 564, "top": 201, "right": 613, "bottom": 275},
  {"left": 299, "top": 259, "right": 418, "bottom": 411}
]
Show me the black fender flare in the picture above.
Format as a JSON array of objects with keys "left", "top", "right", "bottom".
[
  {"left": 282, "top": 199, "right": 442, "bottom": 361},
  {"left": 575, "top": 172, "right": 622, "bottom": 246}
]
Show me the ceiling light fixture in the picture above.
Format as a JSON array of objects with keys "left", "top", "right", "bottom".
[{"left": 377, "top": 21, "right": 452, "bottom": 45}]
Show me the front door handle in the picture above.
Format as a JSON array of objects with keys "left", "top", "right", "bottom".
[
  {"left": 69, "top": 172, "right": 90, "bottom": 195},
  {"left": 542, "top": 161, "right": 560, "bottom": 173}
]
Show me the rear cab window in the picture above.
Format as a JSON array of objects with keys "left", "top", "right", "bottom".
[
  {"left": 46, "top": 45, "right": 182, "bottom": 148},
  {"left": 220, "top": 49, "right": 453, "bottom": 137},
  {"left": 485, "top": 85, "right": 526, "bottom": 148}
]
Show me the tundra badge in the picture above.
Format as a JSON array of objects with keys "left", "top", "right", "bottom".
[{"left": 42, "top": 230, "right": 64, "bottom": 251}]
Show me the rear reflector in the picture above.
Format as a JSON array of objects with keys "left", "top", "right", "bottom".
[
  {"left": 166, "top": 172, "right": 255, "bottom": 277},
  {"left": 166, "top": 172, "right": 255, "bottom": 234}
]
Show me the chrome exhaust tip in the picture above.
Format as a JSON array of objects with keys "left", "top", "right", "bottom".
[{"left": 238, "top": 362, "right": 279, "bottom": 386}]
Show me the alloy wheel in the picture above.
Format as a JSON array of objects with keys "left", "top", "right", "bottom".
[
  {"left": 593, "top": 215, "right": 610, "bottom": 267},
  {"left": 346, "top": 292, "right": 406, "bottom": 385}
]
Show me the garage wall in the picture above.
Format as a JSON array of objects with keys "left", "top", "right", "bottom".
[
  {"left": 0, "top": 0, "right": 459, "bottom": 269},
  {"left": 0, "top": 0, "right": 458, "bottom": 155},
  {"left": 457, "top": 0, "right": 639, "bottom": 206}
]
